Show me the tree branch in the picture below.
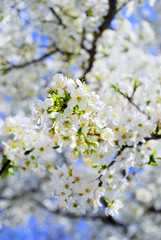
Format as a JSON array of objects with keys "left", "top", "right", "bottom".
[
  {"left": 1, "top": 49, "right": 57, "bottom": 73},
  {"left": 1, "top": 43, "right": 73, "bottom": 73},
  {"left": 107, "top": 133, "right": 161, "bottom": 169},
  {"left": 146, "top": 206, "right": 161, "bottom": 214},
  {"left": 116, "top": 0, "right": 132, "bottom": 13},
  {"left": 81, "top": 0, "right": 117, "bottom": 80},
  {"left": 49, "top": 7, "right": 65, "bottom": 28},
  {"left": 117, "top": 88, "right": 148, "bottom": 117}
]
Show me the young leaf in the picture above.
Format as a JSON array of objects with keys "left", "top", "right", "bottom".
[{"left": 148, "top": 149, "right": 158, "bottom": 166}]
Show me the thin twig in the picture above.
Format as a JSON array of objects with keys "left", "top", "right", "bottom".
[
  {"left": 117, "top": 89, "right": 148, "bottom": 117},
  {"left": 116, "top": 0, "right": 132, "bottom": 13},
  {"left": 1, "top": 49, "right": 57, "bottom": 73},
  {"left": 107, "top": 133, "right": 161, "bottom": 169},
  {"left": 1, "top": 44, "right": 73, "bottom": 73},
  {"left": 49, "top": 7, "right": 65, "bottom": 28}
]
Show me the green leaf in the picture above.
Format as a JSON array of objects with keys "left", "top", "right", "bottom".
[
  {"left": 54, "top": 4, "right": 61, "bottom": 8},
  {"left": 8, "top": 167, "right": 14, "bottom": 175},
  {"left": 86, "top": 198, "right": 92, "bottom": 203},
  {"left": 1, "top": 157, "right": 15, "bottom": 179},
  {"left": 149, "top": 161, "right": 158, "bottom": 166},
  {"left": 103, "top": 52, "right": 109, "bottom": 57},
  {"left": 1, "top": 170, "right": 9, "bottom": 179},
  {"left": 110, "top": 83, "right": 119, "bottom": 91},
  {"left": 62, "top": 135, "right": 69, "bottom": 140},
  {"left": 146, "top": 100, "right": 151, "bottom": 105},
  {"left": 148, "top": 149, "right": 158, "bottom": 166},
  {"left": 25, "top": 161, "right": 30, "bottom": 166},
  {"left": 134, "top": 79, "right": 138, "bottom": 90},
  {"left": 1, "top": 164, "right": 14, "bottom": 179},
  {"left": 153, "top": 149, "right": 156, "bottom": 156},
  {"left": 86, "top": 10, "right": 93, "bottom": 17},
  {"left": 1, "top": 156, "right": 9, "bottom": 165},
  {"left": 90, "top": 149, "right": 96, "bottom": 154},
  {"left": 102, "top": 197, "right": 114, "bottom": 208},
  {"left": 77, "top": 127, "right": 82, "bottom": 135}
]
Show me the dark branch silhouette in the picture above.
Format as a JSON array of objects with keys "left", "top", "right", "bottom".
[
  {"left": 49, "top": 7, "right": 65, "bottom": 28},
  {"left": 116, "top": 88, "right": 148, "bottom": 117},
  {"left": 1, "top": 45, "right": 73, "bottom": 73},
  {"left": 1, "top": 0, "right": 132, "bottom": 77},
  {"left": 107, "top": 133, "right": 161, "bottom": 170},
  {"left": 1, "top": 49, "right": 57, "bottom": 73},
  {"left": 81, "top": 0, "right": 117, "bottom": 80}
]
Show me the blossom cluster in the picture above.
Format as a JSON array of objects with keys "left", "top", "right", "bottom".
[
  {"left": 33, "top": 74, "right": 115, "bottom": 160},
  {"left": 50, "top": 162, "right": 127, "bottom": 216},
  {"left": 51, "top": 164, "right": 104, "bottom": 214},
  {"left": 0, "top": 74, "right": 130, "bottom": 216},
  {"left": 0, "top": 113, "right": 55, "bottom": 172}
]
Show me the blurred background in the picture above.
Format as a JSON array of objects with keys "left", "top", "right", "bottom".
[{"left": 0, "top": 0, "right": 161, "bottom": 239}]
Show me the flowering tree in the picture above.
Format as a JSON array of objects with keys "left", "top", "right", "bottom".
[{"left": 0, "top": 0, "right": 161, "bottom": 238}]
